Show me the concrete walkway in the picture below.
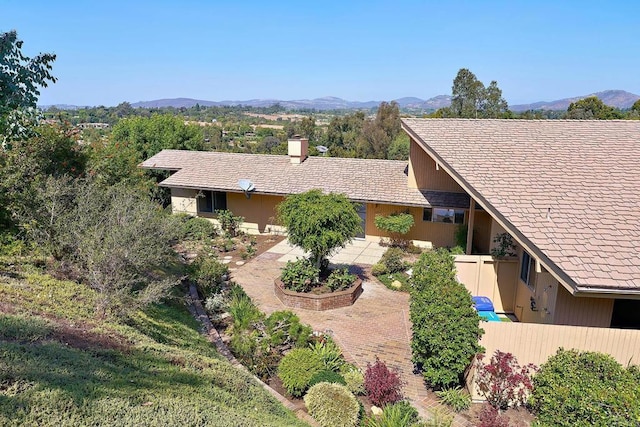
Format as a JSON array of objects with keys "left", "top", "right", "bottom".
[{"left": 231, "top": 240, "right": 471, "bottom": 426}]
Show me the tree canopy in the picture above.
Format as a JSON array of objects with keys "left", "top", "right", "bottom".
[
  {"left": 446, "top": 68, "right": 510, "bottom": 118},
  {"left": 0, "top": 30, "right": 56, "bottom": 147},
  {"left": 277, "top": 189, "right": 361, "bottom": 270},
  {"left": 566, "top": 96, "right": 623, "bottom": 119}
]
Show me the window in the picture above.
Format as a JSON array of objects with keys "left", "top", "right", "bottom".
[
  {"left": 197, "top": 190, "right": 227, "bottom": 213},
  {"left": 423, "top": 208, "right": 465, "bottom": 224},
  {"left": 520, "top": 250, "right": 535, "bottom": 289}
]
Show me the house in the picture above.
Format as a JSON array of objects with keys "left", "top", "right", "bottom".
[{"left": 140, "top": 119, "right": 640, "bottom": 329}]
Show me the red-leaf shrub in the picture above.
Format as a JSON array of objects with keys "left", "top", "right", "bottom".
[
  {"left": 476, "top": 404, "right": 511, "bottom": 427},
  {"left": 364, "top": 357, "right": 403, "bottom": 406},
  {"left": 475, "top": 350, "right": 537, "bottom": 409}
]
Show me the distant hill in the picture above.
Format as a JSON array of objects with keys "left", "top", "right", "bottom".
[
  {"left": 42, "top": 90, "right": 640, "bottom": 112},
  {"left": 510, "top": 90, "right": 640, "bottom": 112}
]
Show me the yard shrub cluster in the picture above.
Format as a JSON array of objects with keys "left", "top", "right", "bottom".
[
  {"left": 363, "top": 401, "right": 419, "bottom": 427},
  {"left": 174, "top": 214, "right": 219, "bottom": 240},
  {"left": 530, "top": 349, "right": 640, "bottom": 426},
  {"left": 310, "top": 338, "right": 345, "bottom": 371},
  {"left": 304, "top": 382, "right": 361, "bottom": 427},
  {"left": 409, "top": 248, "right": 483, "bottom": 388},
  {"left": 190, "top": 254, "right": 229, "bottom": 296},
  {"left": 372, "top": 247, "right": 408, "bottom": 277},
  {"left": 476, "top": 405, "right": 510, "bottom": 427},
  {"left": 364, "top": 357, "right": 404, "bottom": 407},
  {"left": 225, "top": 285, "right": 312, "bottom": 379},
  {"left": 435, "top": 386, "right": 471, "bottom": 412},
  {"left": 309, "top": 370, "right": 347, "bottom": 387},
  {"left": 278, "top": 348, "right": 324, "bottom": 397},
  {"left": 280, "top": 258, "right": 319, "bottom": 292},
  {"left": 326, "top": 267, "right": 356, "bottom": 292},
  {"left": 475, "top": 350, "right": 537, "bottom": 409},
  {"left": 217, "top": 209, "right": 244, "bottom": 238}
]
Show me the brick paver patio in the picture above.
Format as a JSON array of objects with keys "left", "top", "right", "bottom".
[{"left": 230, "top": 243, "right": 471, "bottom": 426}]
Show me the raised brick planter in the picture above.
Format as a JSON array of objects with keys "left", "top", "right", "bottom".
[{"left": 274, "top": 277, "right": 363, "bottom": 311}]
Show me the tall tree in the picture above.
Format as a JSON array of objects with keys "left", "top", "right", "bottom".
[
  {"left": 450, "top": 68, "right": 485, "bottom": 118},
  {"left": 0, "top": 31, "right": 56, "bottom": 147},
  {"left": 482, "top": 81, "right": 509, "bottom": 118}
]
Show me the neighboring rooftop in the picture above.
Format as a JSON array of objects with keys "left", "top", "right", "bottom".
[
  {"left": 402, "top": 118, "right": 640, "bottom": 293},
  {"left": 139, "top": 149, "right": 470, "bottom": 209}
]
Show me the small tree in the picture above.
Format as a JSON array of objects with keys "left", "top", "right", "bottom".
[
  {"left": 410, "top": 248, "right": 484, "bottom": 388},
  {"left": 277, "top": 189, "right": 361, "bottom": 271},
  {"left": 364, "top": 357, "right": 404, "bottom": 407},
  {"left": 374, "top": 211, "right": 414, "bottom": 247},
  {"left": 475, "top": 350, "right": 537, "bottom": 409}
]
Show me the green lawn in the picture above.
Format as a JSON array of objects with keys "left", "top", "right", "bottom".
[{"left": 0, "top": 260, "right": 307, "bottom": 427}]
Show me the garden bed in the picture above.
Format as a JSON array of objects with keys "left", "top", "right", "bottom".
[{"left": 274, "top": 277, "right": 363, "bottom": 311}]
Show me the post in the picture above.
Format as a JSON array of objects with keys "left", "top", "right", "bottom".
[{"left": 466, "top": 198, "right": 476, "bottom": 255}]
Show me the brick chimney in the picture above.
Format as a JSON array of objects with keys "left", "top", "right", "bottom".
[{"left": 288, "top": 136, "right": 309, "bottom": 164}]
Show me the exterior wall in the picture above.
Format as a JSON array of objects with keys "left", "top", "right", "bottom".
[
  {"left": 170, "top": 188, "right": 198, "bottom": 215},
  {"left": 455, "top": 255, "right": 518, "bottom": 313},
  {"left": 407, "top": 139, "right": 465, "bottom": 192},
  {"left": 364, "top": 203, "right": 458, "bottom": 248},
  {"left": 553, "top": 285, "right": 614, "bottom": 327},
  {"left": 226, "top": 193, "right": 284, "bottom": 234}
]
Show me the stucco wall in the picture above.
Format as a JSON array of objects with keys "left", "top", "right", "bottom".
[{"left": 170, "top": 188, "right": 198, "bottom": 215}]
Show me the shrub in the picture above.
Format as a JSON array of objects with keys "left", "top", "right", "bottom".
[
  {"left": 454, "top": 224, "right": 468, "bottom": 249},
  {"left": 280, "top": 258, "right": 319, "bottom": 293},
  {"left": 204, "top": 293, "right": 227, "bottom": 314},
  {"left": 424, "top": 408, "right": 453, "bottom": 427},
  {"left": 342, "top": 367, "right": 365, "bottom": 395},
  {"left": 374, "top": 212, "right": 415, "bottom": 247},
  {"left": 310, "top": 339, "right": 345, "bottom": 372},
  {"left": 309, "top": 370, "right": 347, "bottom": 387},
  {"left": 277, "top": 348, "right": 324, "bottom": 397},
  {"left": 176, "top": 214, "right": 219, "bottom": 240},
  {"left": 191, "top": 256, "right": 229, "bottom": 296},
  {"left": 409, "top": 248, "right": 483, "bottom": 388},
  {"left": 326, "top": 268, "right": 356, "bottom": 292},
  {"left": 371, "top": 263, "right": 387, "bottom": 276},
  {"left": 304, "top": 382, "right": 360, "bottom": 427},
  {"left": 475, "top": 350, "right": 537, "bottom": 409},
  {"left": 530, "top": 349, "right": 640, "bottom": 426},
  {"left": 365, "top": 357, "right": 403, "bottom": 407},
  {"left": 380, "top": 247, "right": 406, "bottom": 274},
  {"left": 216, "top": 209, "right": 244, "bottom": 238},
  {"left": 264, "top": 310, "right": 312, "bottom": 349},
  {"left": 364, "top": 400, "right": 419, "bottom": 427},
  {"left": 476, "top": 404, "right": 510, "bottom": 427},
  {"left": 228, "top": 292, "right": 262, "bottom": 331},
  {"left": 435, "top": 386, "right": 471, "bottom": 412}
]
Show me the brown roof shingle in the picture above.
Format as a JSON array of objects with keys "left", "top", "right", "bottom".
[
  {"left": 402, "top": 118, "right": 640, "bottom": 292},
  {"left": 139, "top": 150, "right": 470, "bottom": 209}
]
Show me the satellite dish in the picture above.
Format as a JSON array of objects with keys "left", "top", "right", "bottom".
[
  {"left": 238, "top": 179, "right": 255, "bottom": 199},
  {"left": 316, "top": 145, "right": 329, "bottom": 155}
]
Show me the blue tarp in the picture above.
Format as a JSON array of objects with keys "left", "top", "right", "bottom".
[{"left": 478, "top": 310, "right": 501, "bottom": 322}]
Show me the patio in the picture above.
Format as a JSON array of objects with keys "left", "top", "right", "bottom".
[{"left": 230, "top": 239, "right": 470, "bottom": 426}]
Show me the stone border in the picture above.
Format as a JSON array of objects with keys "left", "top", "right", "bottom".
[{"left": 274, "top": 277, "right": 363, "bottom": 311}]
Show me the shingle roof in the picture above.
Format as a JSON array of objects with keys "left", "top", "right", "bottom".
[
  {"left": 402, "top": 118, "right": 640, "bottom": 293},
  {"left": 139, "top": 150, "right": 470, "bottom": 209}
]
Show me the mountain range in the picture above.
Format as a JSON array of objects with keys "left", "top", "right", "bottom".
[{"left": 43, "top": 90, "right": 639, "bottom": 112}]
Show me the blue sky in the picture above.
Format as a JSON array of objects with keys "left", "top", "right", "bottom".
[{"left": 3, "top": 0, "right": 638, "bottom": 106}]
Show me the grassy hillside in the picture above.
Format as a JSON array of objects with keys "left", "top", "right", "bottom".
[{"left": 0, "top": 259, "right": 307, "bottom": 426}]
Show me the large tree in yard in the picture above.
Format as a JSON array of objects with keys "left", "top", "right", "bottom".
[
  {"left": 1, "top": 30, "right": 56, "bottom": 147},
  {"left": 277, "top": 189, "right": 361, "bottom": 271}
]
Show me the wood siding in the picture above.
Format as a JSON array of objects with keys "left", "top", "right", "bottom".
[
  {"left": 407, "top": 139, "right": 464, "bottom": 192},
  {"left": 554, "top": 285, "right": 614, "bottom": 327},
  {"left": 455, "top": 255, "right": 518, "bottom": 313},
  {"left": 227, "top": 193, "right": 284, "bottom": 234},
  {"left": 470, "top": 321, "right": 640, "bottom": 400}
]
